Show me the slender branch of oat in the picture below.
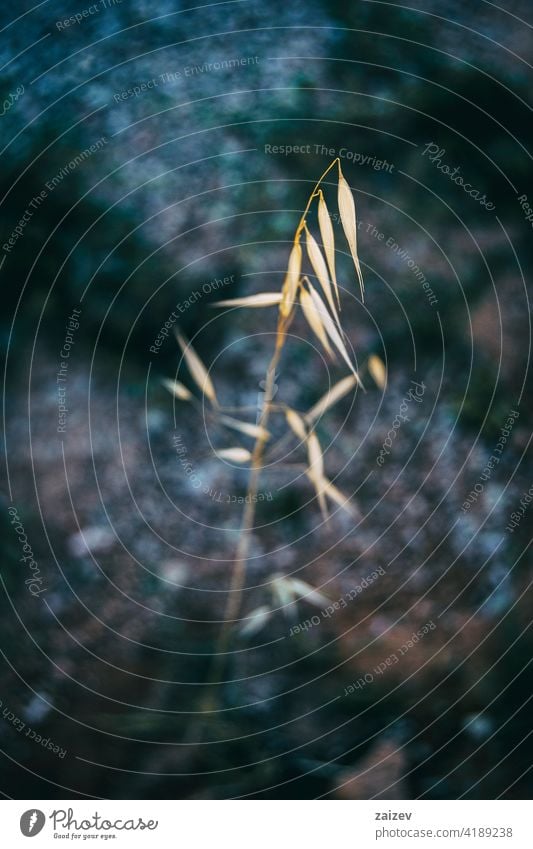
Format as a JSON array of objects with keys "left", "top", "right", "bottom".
[
  {"left": 186, "top": 337, "right": 284, "bottom": 740},
  {"left": 295, "top": 158, "right": 340, "bottom": 240},
  {"left": 187, "top": 157, "right": 343, "bottom": 740}
]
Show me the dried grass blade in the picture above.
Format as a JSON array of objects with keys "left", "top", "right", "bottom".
[
  {"left": 161, "top": 378, "right": 192, "bottom": 401},
  {"left": 318, "top": 191, "right": 340, "bottom": 310},
  {"left": 308, "top": 284, "right": 358, "bottom": 377},
  {"left": 306, "top": 430, "right": 328, "bottom": 520},
  {"left": 288, "top": 578, "right": 330, "bottom": 608},
  {"left": 322, "top": 477, "right": 360, "bottom": 518},
  {"left": 280, "top": 242, "right": 302, "bottom": 318},
  {"left": 368, "top": 354, "right": 387, "bottom": 389},
  {"left": 338, "top": 169, "right": 364, "bottom": 300},
  {"left": 271, "top": 574, "right": 296, "bottom": 612},
  {"left": 299, "top": 287, "right": 333, "bottom": 357},
  {"left": 219, "top": 414, "right": 270, "bottom": 440},
  {"left": 285, "top": 408, "right": 307, "bottom": 441},
  {"left": 240, "top": 605, "right": 272, "bottom": 637},
  {"left": 175, "top": 331, "right": 218, "bottom": 407},
  {"left": 213, "top": 293, "right": 282, "bottom": 308},
  {"left": 305, "top": 374, "right": 360, "bottom": 423},
  {"left": 215, "top": 447, "right": 251, "bottom": 463},
  {"left": 305, "top": 225, "right": 340, "bottom": 329}
]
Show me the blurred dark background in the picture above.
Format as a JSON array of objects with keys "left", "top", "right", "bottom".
[{"left": 1, "top": 0, "right": 532, "bottom": 799}]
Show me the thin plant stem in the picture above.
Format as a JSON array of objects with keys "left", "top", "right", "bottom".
[
  {"left": 186, "top": 336, "right": 285, "bottom": 739},
  {"left": 186, "top": 158, "right": 342, "bottom": 739},
  {"left": 295, "top": 157, "right": 340, "bottom": 239}
]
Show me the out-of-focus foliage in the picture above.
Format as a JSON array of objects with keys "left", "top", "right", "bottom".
[{"left": 1, "top": 0, "right": 531, "bottom": 799}]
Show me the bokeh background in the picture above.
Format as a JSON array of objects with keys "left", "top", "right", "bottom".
[{"left": 1, "top": 0, "right": 532, "bottom": 799}]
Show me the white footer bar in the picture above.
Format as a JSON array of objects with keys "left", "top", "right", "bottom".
[{"left": 1, "top": 800, "right": 530, "bottom": 848}]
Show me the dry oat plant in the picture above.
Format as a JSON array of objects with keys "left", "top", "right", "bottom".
[{"left": 163, "top": 158, "right": 385, "bottom": 727}]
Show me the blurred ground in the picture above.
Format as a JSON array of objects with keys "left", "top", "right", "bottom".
[{"left": 1, "top": 0, "right": 532, "bottom": 799}]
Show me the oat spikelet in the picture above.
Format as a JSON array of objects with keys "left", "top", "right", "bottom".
[
  {"left": 213, "top": 293, "right": 282, "bottom": 308},
  {"left": 308, "top": 283, "right": 358, "bottom": 376},
  {"left": 305, "top": 224, "right": 340, "bottom": 329},
  {"left": 271, "top": 575, "right": 329, "bottom": 610},
  {"left": 219, "top": 414, "right": 270, "bottom": 440},
  {"left": 285, "top": 408, "right": 307, "bottom": 441},
  {"left": 306, "top": 430, "right": 328, "bottom": 520},
  {"left": 215, "top": 447, "right": 251, "bottom": 463},
  {"left": 304, "top": 471, "right": 359, "bottom": 519},
  {"left": 321, "top": 477, "right": 360, "bottom": 518},
  {"left": 318, "top": 190, "right": 340, "bottom": 310},
  {"left": 271, "top": 574, "right": 296, "bottom": 611},
  {"left": 368, "top": 354, "right": 387, "bottom": 389},
  {"left": 280, "top": 241, "right": 302, "bottom": 318},
  {"left": 287, "top": 578, "right": 330, "bottom": 607},
  {"left": 306, "top": 374, "right": 360, "bottom": 424},
  {"left": 161, "top": 378, "right": 192, "bottom": 401},
  {"left": 299, "top": 286, "right": 333, "bottom": 357},
  {"left": 175, "top": 331, "right": 218, "bottom": 407},
  {"left": 338, "top": 166, "right": 364, "bottom": 301},
  {"left": 240, "top": 605, "right": 272, "bottom": 637}
]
